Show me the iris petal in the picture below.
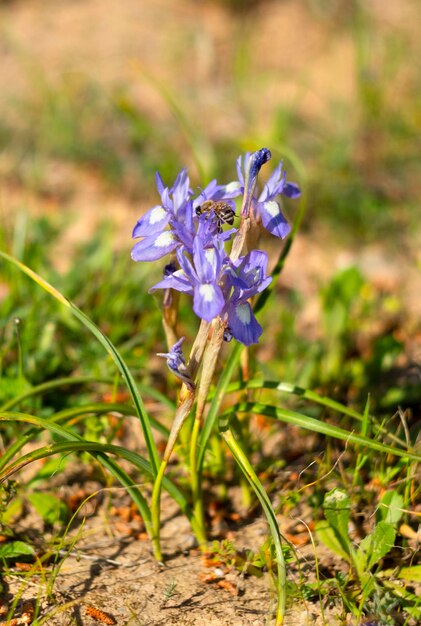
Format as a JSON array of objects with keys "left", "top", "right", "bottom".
[
  {"left": 228, "top": 302, "right": 262, "bottom": 346},
  {"left": 259, "top": 201, "right": 291, "bottom": 239},
  {"left": 193, "top": 283, "right": 224, "bottom": 322},
  {"left": 132, "top": 206, "right": 170, "bottom": 238},
  {"left": 149, "top": 269, "right": 193, "bottom": 294},
  {"left": 131, "top": 231, "right": 178, "bottom": 262},
  {"left": 283, "top": 182, "right": 301, "bottom": 199}
]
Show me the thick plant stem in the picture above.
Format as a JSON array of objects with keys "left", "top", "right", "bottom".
[
  {"left": 151, "top": 441, "right": 207, "bottom": 558},
  {"left": 163, "top": 387, "right": 195, "bottom": 463},
  {"left": 150, "top": 320, "right": 211, "bottom": 559},
  {"left": 190, "top": 320, "right": 226, "bottom": 543},
  {"left": 161, "top": 320, "right": 210, "bottom": 464},
  {"left": 150, "top": 458, "right": 168, "bottom": 562},
  {"left": 189, "top": 416, "right": 205, "bottom": 543},
  {"left": 150, "top": 387, "right": 195, "bottom": 560},
  {"left": 187, "top": 320, "right": 211, "bottom": 379}
]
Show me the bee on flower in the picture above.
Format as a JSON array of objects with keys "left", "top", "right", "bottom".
[{"left": 131, "top": 148, "right": 300, "bottom": 347}]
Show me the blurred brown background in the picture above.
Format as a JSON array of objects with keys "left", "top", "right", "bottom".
[{"left": 0, "top": 0, "right": 420, "bottom": 313}]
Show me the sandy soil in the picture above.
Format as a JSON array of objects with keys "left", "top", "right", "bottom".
[{"left": 2, "top": 474, "right": 347, "bottom": 626}]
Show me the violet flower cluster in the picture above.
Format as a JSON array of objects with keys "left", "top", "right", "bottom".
[{"left": 131, "top": 150, "right": 300, "bottom": 348}]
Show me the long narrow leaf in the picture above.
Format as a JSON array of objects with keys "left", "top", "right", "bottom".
[
  {"left": 0, "top": 411, "right": 88, "bottom": 442},
  {"left": 0, "top": 413, "right": 194, "bottom": 530},
  {"left": 0, "top": 439, "right": 191, "bottom": 523},
  {"left": 0, "top": 375, "right": 175, "bottom": 413},
  {"left": 0, "top": 251, "right": 159, "bottom": 475},
  {"left": 0, "top": 403, "right": 169, "bottom": 472},
  {"left": 223, "top": 402, "right": 421, "bottom": 462},
  {"left": 222, "top": 379, "right": 365, "bottom": 420},
  {"left": 0, "top": 418, "right": 152, "bottom": 527},
  {"left": 219, "top": 416, "right": 286, "bottom": 625},
  {"left": 0, "top": 376, "right": 111, "bottom": 412},
  {"left": 216, "top": 380, "right": 407, "bottom": 448},
  {"left": 49, "top": 403, "right": 170, "bottom": 436}
]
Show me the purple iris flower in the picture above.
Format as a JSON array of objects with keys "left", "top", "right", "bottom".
[
  {"left": 157, "top": 336, "right": 186, "bottom": 371},
  {"left": 131, "top": 169, "right": 193, "bottom": 262},
  {"left": 150, "top": 236, "right": 228, "bottom": 323},
  {"left": 236, "top": 151, "right": 301, "bottom": 239},
  {"left": 131, "top": 169, "right": 240, "bottom": 262},
  {"left": 131, "top": 152, "right": 296, "bottom": 347},
  {"left": 157, "top": 337, "right": 194, "bottom": 389},
  {"left": 150, "top": 247, "right": 270, "bottom": 345},
  {"left": 224, "top": 250, "right": 272, "bottom": 346}
]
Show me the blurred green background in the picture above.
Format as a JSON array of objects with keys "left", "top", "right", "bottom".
[{"left": 0, "top": 0, "right": 420, "bottom": 414}]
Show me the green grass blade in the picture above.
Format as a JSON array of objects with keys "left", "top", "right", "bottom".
[
  {"left": 0, "top": 413, "right": 152, "bottom": 527},
  {"left": 49, "top": 403, "right": 170, "bottom": 437},
  {"left": 0, "top": 375, "right": 175, "bottom": 413},
  {"left": 0, "top": 431, "right": 36, "bottom": 473},
  {"left": 0, "top": 403, "right": 169, "bottom": 472},
  {"left": 222, "top": 379, "right": 366, "bottom": 420},
  {"left": 0, "top": 440, "right": 193, "bottom": 530},
  {"left": 0, "top": 376, "right": 112, "bottom": 411},
  {"left": 0, "top": 251, "right": 159, "bottom": 475},
  {"left": 223, "top": 402, "right": 421, "bottom": 462},
  {"left": 0, "top": 414, "right": 194, "bottom": 530},
  {"left": 0, "top": 411, "right": 88, "bottom": 441},
  {"left": 219, "top": 415, "right": 286, "bottom": 625},
  {"left": 89, "top": 453, "right": 152, "bottom": 528},
  {"left": 216, "top": 379, "right": 406, "bottom": 448}
]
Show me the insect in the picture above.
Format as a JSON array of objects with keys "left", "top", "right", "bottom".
[{"left": 195, "top": 200, "right": 236, "bottom": 232}]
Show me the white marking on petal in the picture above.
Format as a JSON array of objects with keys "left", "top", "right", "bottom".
[
  {"left": 205, "top": 248, "right": 216, "bottom": 264},
  {"left": 264, "top": 200, "right": 280, "bottom": 217},
  {"left": 235, "top": 303, "right": 251, "bottom": 324},
  {"left": 155, "top": 232, "right": 175, "bottom": 248},
  {"left": 224, "top": 182, "right": 241, "bottom": 193},
  {"left": 250, "top": 268, "right": 259, "bottom": 281},
  {"left": 199, "top": 284, "right": 215, "bottom": 302},
  {"left": 149, "top": 206, "right": 167, "bottom": 224}
]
